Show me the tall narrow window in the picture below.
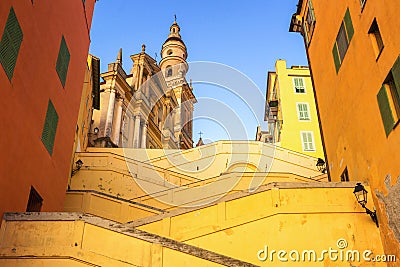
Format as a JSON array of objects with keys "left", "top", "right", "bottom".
[
  {"left": 368, "top": 19, "right": 384, "bottom": 59},
  {"left": 91, "top": 56, "right": 101, "bottom": 110},
  {"left": 301, "top": 131, "right": 315, "bottom": 151},
  {"left": 332, "top": 8, "right": 354, "bottom": 73},
  {"left": 302, "top": 0, "right": 316, "bottom": 45},
  {"left": 293, "top": 77, "right": 306, "bottom": 93},
  {"left": 297, "top": 103, "right": 311, "bottom": 120},
  {"left": 56, "top": 35, "right": 70, "bottom": 87},
  {"left": 42, "top": 100, "right": 59, "bottom": 155},
  {"left": 377, "top": 56, "right": 400, "bottom": 136},
  {"left": 0, "top": 7, "right": 23, "bottom": 81},
  {"left": 340, "top": 167, "right": 350, "bottom": 182},
  {"left": 26, "top": 186, "right": 43, "bottom": 212}
]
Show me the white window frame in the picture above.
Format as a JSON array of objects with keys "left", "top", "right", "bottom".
[
  {"left": 360, "top": 0, "right": 367, "bottom": 9},
  {"left": 300, "top": 131, "right": 316, "bottom": 152},
  {"left": 293, "top": 77, "right": 306, "bottom": 93},
  {"left": 297, "top": 102, "right": 311, "bottom": 121}
]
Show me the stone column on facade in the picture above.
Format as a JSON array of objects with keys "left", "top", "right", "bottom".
[
  {"left": 141, "top": 121, "right": 148, "bottom": 148},
  {"left": 128, "top": 113, "right": 135, "bottom": 148},
  {"left": 104, "top": 88, "right": 116, "bottom": 137},
  {"left": 133, "top": 115, "right": 141, "bottom": 148},
  {"left": 112, "top": 97, "right": 123, "bottom": 146}
]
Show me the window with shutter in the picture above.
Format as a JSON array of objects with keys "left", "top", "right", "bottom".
[
  {"left": 303, "top": 0, "right": 316, "bottom": 46},
  {"left": 56, "top": 35, "right": 70, "bottom": 87},
  {"left": 41, "top": 100, "right": 59, "bottom": 155},
  {"left": 301, "top": 131, "right": 315, "bottom": 151},
  {"left": 336, "top": 23, "right": 348, "bottom": 62},
  {"left": 376, "top": 57, "right": 400, "bottom": 137},
  {"left": 391, "top": 56, "right": 400, "bottom": 94},
  {"left": 297, "top": 103, "right": 310, "bottom": 120},
  {"left": 293, "top": 77, "right": 306, "bottom": 93},
  {"left": 332, "top": 8, "right": 354, "bottom": 73},
  {"left": 368, "top": 19, "right": 384, "bottom": 59},
  {"left": 0, "top": 7, "right": 23, "bottom": 81}
]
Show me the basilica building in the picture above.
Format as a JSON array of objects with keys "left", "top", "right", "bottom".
[{"left": 90, "top": 20, "right": 196, "bottom": 149}]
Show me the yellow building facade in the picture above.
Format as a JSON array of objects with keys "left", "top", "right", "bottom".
[
  {"left": 73, "top": 54, "right": 100, "bottom": 154},
  {"left": 262, "top": 60, "right": 324, "bottom": 160},
  {"left": 290, "top": 0, "right": 400, "bottom": 261}
]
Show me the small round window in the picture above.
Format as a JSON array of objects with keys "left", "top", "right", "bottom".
[{"left": 167, "top": 50, "right": 173, "bottom": 55}]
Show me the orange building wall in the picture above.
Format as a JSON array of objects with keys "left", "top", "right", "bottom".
[
  {"left": 0, "top": 0, "right": 96, "bottom": 218},
  {"left": 291, "top": 0, "right": 400, "bottom": 262}
]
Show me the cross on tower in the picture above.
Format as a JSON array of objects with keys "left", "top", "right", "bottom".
[
  {"left": 198, "top": 131, "right": 203, "bottom": 139},
  {"left": 174, "top": 14, "right": 177, "bottom": 22}
]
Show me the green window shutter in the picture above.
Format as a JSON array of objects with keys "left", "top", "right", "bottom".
[
  {"left": 42, "top": 100, "right": 59, "bottom": 155},
  {"left": 298, "top": 104, "right": 304, "bottom": 119},
  {"left": 344, "top": 8, "right": 354, "bottom": 42},
  {"left": 308, "top": 0, "right": 316, "bottom": 22},
  {"left": 377, "top": 86, "right": 395, "bottom": 136},
  {"left": 302, "top": 132, "right": 309, "bottom": 150},
  {"left": 298, "top": 78, "right": 304, "bottom": 88},
  {"left": 303, "top": 104, "right": 309, "bottom": 120},
  {"left": 307, "top": 132, "right": 314, "bottom": 150},
  {"left": 56, "top": 35, "right": 70, "bottom": 87},
  {"left": 332, "top": 43, "right": 341, "bottom": 73},
  {"left": 302, "top": 132, "right": 306, "bottom": 150},
  {"left": 391, "top": 56, "right": 400, "bottom": 99},
  {"left": 0, "top": 7, "right": 23, "bottom": 81},
  {"left": 294, "top": 78, "right": 299, "bottom": 88}
]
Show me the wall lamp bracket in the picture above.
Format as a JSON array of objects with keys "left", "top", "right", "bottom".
[
  {"left": 353, "top": 182, "right": 379, "bottom": 227},
  {"left": 71, "top": 159, "right": 83, "bottom": 177}
]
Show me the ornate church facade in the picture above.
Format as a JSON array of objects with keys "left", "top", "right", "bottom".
[{"left": 90, "top": 21, "right": 196, "bottom": 149}]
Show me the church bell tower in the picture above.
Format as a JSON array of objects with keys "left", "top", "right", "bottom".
[{"left": 159, "top": 19, "right": 196, "bottom": 149}]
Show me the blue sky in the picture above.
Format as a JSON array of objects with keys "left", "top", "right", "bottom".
[{"left": 89, "top": 0, "right": 307, "bottom": 143}]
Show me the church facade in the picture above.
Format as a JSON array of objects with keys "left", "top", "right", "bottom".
[{"left": 90, "top": 21, "right": 196, "bottom": 149}]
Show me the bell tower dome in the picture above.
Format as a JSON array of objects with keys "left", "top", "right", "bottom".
[{"left": 159, "top": 19, "right": 188, "bottom": 77}]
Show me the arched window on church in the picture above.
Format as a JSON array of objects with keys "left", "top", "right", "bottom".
[{"left": 166, "top": 66, "right": 172, "bottom": 77}]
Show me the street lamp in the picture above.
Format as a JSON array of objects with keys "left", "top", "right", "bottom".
[
  {"left": 71, "top": 159, "right": 84, "bottom": 176},
  {"left": 353, "top": 183, "right": 379, "bottom": 227},
  {"left": 316, "top": 158, "right": 326, "bottom": 173}
]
